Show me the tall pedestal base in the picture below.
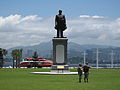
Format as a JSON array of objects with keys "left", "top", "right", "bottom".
[{"left": 51, "top": 38, "right": 69, "bottom": 73}]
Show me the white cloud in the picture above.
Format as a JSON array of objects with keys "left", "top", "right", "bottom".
[
  {"left": 0, "top": 14, "right": 120, "bottom": 49},
  {"left": 80, "top": 15, "right": 90, "bottom": 18},
  {"left": 67, "top": 15, "right": 120, "bottom": 46},
  {"left": 92, "top": 15, "right": 104, "bottom": 19},
  {"left": 80, "top": 15, "right": 104, "bottom": 18},
  {"left": 0, "top": 14, "right": 55, "bottom": 48}
]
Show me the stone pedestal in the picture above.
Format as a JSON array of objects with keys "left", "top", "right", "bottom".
[
  {"left": 51, "top": 38, "right": 69, "bottom": 73},
  {"left": 30, "top": 38, "right": 78, "bottom": 75}
]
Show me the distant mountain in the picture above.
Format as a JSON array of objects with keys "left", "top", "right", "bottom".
[
  {"left": 5, "top": 41, "right": 120, "bottom": 65},
  {"left": 8, "top": 41, "right": 52, "bottom": 58},
  {"left": 68, "top": 42, "right": 113, "bottom": 51},
  {"left": 7, "top": 41, "right": 115, "bottom": 58}
]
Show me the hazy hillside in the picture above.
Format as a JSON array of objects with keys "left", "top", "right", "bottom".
[
  {"left": 7, "top": 41, "right": 115, "bottom": 58},
  {"left": 4, "top": 41, "right": 120, "bottom": 65}
]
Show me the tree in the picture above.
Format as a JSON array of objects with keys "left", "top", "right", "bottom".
[
  {"left": 2, "top": 49, "right": 8, "bottom": 56},
  {"left": 32, "top": 51, "right": 38, "bottom": 59},
  {"left": 11, "top": 49, "right": 22, "bottom": 68},
  {"left": 0, "top": 48, "right": 7, "bottom": 68}
]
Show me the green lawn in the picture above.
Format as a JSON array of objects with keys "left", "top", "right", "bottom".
[{"left": 0, "top": 68, "right": 120, "bottom": 90}]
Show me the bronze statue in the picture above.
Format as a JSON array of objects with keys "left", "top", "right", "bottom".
[{"left": 55, "top": 10, "right": 67, "bottom": 38}]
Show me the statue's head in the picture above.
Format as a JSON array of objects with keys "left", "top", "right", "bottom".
[{"left": 58, "top": 10, "right": 62, "bottom": 14}]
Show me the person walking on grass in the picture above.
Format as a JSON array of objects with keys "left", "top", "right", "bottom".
[
  {"left": 83, "top": 62, "right": 91, "bottom": 83},
  {"left": 77, "top": 64, "right": 83, "bottom": 83}
]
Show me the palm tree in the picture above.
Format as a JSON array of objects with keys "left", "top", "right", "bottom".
[
  {"left": 11, "top": 49, "right": 22, "bottom": 68},
  {"left": 0, "top": 48, "right": 7, "bottom": 68},
  {"left": 2, "top": 49, "right": 8, "bottom": 56},
  {"left": 11, "top": 50, "right": 16, "bottom": 68},
  {"left": 32, "top": 51, "right": 38, "bottom": 59}
]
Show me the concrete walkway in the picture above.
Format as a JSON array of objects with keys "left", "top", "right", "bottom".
[{"left": 30, "top": 72, "right": 78, "bottom": 75}]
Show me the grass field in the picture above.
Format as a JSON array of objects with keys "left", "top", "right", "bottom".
[{"left": 0, "top": 68, "right": 120, "bottom": 90}]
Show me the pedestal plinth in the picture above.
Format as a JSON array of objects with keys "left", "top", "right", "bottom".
[{"left": 51, "top": 38, "right": 69, "bottom": 73}]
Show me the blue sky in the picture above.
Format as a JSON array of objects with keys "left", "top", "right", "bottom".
[
  {"left": 0, "top": 0, "right": 120, "bottom": 18},
  {"left": 1, "top": 0, "right": 120, "bottom": 48}
]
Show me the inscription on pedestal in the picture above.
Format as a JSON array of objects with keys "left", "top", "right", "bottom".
[{"left": 56, "top": 45, "right": 64, "bottom": 63}]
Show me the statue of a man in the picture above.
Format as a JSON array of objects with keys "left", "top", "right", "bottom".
[{"left": 55, "top": 10, "right": 67, "bottom": 38}]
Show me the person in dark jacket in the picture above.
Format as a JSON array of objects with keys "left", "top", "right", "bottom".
[
  {"left": 83, "top": 62, "right": 91, "bottom": 82},
  {"left": 77, "top": 64, "right": 83, "bottom": 83}
]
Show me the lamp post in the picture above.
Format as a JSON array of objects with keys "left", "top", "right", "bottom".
[
  {"left": 96, "top": 48, "right": 101, "bottom": 69},
  {"left": 110, "top": 50, "right": 114, "bottom": 68},
  {"left": 83, "top": 51, "right": 87, "bottom": 65}
]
